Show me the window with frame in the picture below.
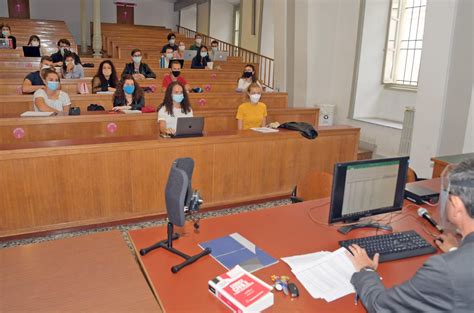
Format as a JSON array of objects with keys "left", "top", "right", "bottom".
[{"left": 383, "top": 0, "right": 427, "bottom": 87}]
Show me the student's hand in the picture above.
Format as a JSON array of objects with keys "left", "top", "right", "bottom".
[
  {"left": 434, "top": 233, "right": 460, "bottom": 253},
  {"left": 112, "top": 105, "right": 131, "bottom": 111},
  {"left": 138, "top": 74, "right": 146, "bottom": 80},
  {"left": 66, "top": 63, "right": 74, "bottom": 71},
  {"left": 108, "top": 87, "right": 116, "bottom": 92},
  {"left": 346, "top": 244, "right": 379, "bottom": 272},
  {"left": 132, "top": 74, "right": 141, "bottom": 80},
  {"left": 166, "top": 128, "right": 176, "bottom": 135}
]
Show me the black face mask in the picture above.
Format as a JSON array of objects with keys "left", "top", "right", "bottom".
[
  {"left": 243, "top": 71, "right": 253, "bottom": 78},
  {"left": 172, "top": 70, "right": 181, "bottom": 77}
]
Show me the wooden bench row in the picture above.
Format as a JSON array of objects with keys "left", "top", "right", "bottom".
[
  {"left": 0, "top": 108, "right": 318, "bottom": 144},
  {"left": 0, "top": 92, "right": 288, "bottom": 115}
]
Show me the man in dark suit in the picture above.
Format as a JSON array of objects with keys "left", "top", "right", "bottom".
[{"left": 348, "top": 159, "right": 474, "bottom": 312}]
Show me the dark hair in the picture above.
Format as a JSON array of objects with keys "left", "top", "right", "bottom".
[
  {"left": 62, "top": 52, "right": 80, "bottom": 71},
  {"left": 167, "top": 32, "right": 176, "bottom": 40},
  {"left": 94, "top": 60, "right": 119, "bottom": 89},
  {"left": 193, "top": 45, "right": 208, "bottom": 64},
  {"left": 27, "top": 35, "right": 40, "bottom": 46},
  {"left": 57, "top": 38, "right": 71, "bottom": 46},
  {"left": 195, "top": 33, "right": 202, "bottom": 38},
  {"left": 114, "top": 74, "right": 144, "bottom": 105},
  {"left": 42, "top": 68, "right": 61, "bottom": 82},
  {"left": 131, "top": 48, "right": 142, "bottom": 56},
  {"left": 1, "top": 24, "right": 11, "bottom": 31},
  {"left": 240, "top": 64, "right": 257, "bottom": 82},
  {"left": 159, "top": 82, "right": 192, "bottom": 116},
  {"left": 40, "top": 56, "right": 53, "bottom": 64},
  {"left": 170, "top": 60, "right": 182, "bottom": 69},
  {"left": 211, "top": 40, "right": 218, "bottom": 46}
]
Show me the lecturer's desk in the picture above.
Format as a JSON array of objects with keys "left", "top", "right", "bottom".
[
  {"left": 0, "top": 231, "right": 160, "bottom": 313},
  {"left": 128, "top": 197, "right": 440, "bottom": 312}
]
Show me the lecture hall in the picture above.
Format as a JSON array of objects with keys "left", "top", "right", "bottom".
[{"left": 1, "top": 0, "right": 473, "bottom": 312}]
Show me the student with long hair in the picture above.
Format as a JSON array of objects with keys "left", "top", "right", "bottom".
[
  {"left": 157, "top": 82, "right": 193, "bottom": 135},
  {"left": 237, "top": 64, "right": 262, "bottom": 91},
  {"left": 33, "top": 69, "right": 71, "bottom": 113},
  {"left": 112, "top": 74, "right": 145, "bottom": 111},
  {"left": 92, "top": 60, "right": 119, "bottom": 93},
  {"left": 236, "top": 83, "right": 267, "bottom": 130},
  {"left": 61, "top": 52, "right": 84, "bottom": 79},
  {"left": 0, "top": 24, "right": 16, "bottom": 49},
  {"left": 191, "top": 45, "right": 211, "bottom": 69}
]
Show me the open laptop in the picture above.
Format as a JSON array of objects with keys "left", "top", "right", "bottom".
[
  {"left": 183, "top": 50, "right": 197, "bottom": 61},
  {"left": 0, "top": 38, "right": 11, "bottom": 49},
  {"left": 404, "top": 179, "right": 440, "bottom": 204},
  {"left": 23, "top": 46, "right": 41, "bottom": 57},
  {"left": 212, "top": 51, "right": 229, "bottom": 61},
  {"left": 171, "top": 117, "right": 204, "bottom": 138}
]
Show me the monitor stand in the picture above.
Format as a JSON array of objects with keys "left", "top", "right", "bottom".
[{"left": 337, "top": 220, "right": 393, "bottom": 235}]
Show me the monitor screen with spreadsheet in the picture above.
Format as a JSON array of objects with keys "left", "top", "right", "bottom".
[{"left": 328, "top": 156, "right": 409, "bottom": 223}]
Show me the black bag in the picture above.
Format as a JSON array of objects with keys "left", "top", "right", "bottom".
[
  {"left": 69, "top": 107, "right": 81, "bottom": 115},
  {"left": 87, "top": 104, "right": 105, "bottom": 111},
  {"left": 278, "top": 122, "right": 318, "bottom": 139},
  {"left": 82, "top": 63, "right": 95, "bottom": 68}
]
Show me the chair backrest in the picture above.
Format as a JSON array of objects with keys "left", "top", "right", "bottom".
[
  {"left": 294, "top": 171, "right": 333, "bottom": 201},
  {"left": 165, "top": 158, "right": 194, "bottom": 227},
  {"left": 406, "top": 167, "right": 418, "bottom": 183}
]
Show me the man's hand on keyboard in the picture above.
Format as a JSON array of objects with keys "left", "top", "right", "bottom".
[
  {"left": 346, "top": 244, "right": 380, "bottom": 272},
  {"left": 434, "top": 233, "right": 459, "bottom": 253}
]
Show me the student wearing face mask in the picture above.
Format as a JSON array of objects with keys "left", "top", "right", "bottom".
[
  {"left": 236, "top": 83, "right": 267, "bottom": 130},
  {"left": 158, "top": 82, "right": 193, "bottom": 135},
  {"left": 33, "top": 69, "right": 71, "bottom": 113},
  {"left": 27, "top": 35, "right": 45, "bottom": 55},
  {"left": 122, "top": 49, "right": 156, "bottom": 80},
  {"left": 61, "top": 52, "right": 84, "bottom": 79},
  {"left": 162, "top": 60, "right": 190, "bottom": 92},
  {"left": 161, "top": 47, "right": 174, "bottom": 68},
  {"left": 50, "top": 39, "right": 81, "bottom": 67},
  {"left": 92, "top": 60, "right": 119, "bottom": 93},
  {"left": 161, "top": 32, "right": 179, "bottom": 53},
  {"left": 0, "top": 24, "right": 16, "bottom": 49},
  {"left": 173, "top": 41, "right": 186, "bottom": 59},
  {"left": 208, "top": 40, "right": 219, "bottom": 60},
  {"left": 22, "top": 56, "right": 53, "bottom": 94},
  {"left": 191, "top": 46, "right": 211, "bottom": 69},
  {"left": 112, "top": 74, "right": 145, "bottom": 111},
  {"left": 189, "top": 34, "right": 203, "bottom": 51},
  {"left": 237, "top": 64, "right": 262, "bottom": 92}
]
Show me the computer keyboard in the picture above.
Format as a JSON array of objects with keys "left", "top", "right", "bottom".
[{"left": 339, "top": 230, "right": 437, "bottom": 262}]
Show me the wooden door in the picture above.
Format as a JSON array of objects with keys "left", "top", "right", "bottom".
[{"left": 8, "top": 0, "right": 30, "bottom": 19}]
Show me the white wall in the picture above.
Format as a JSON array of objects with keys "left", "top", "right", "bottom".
[
  {"left": 353, "top": 0, "right": 416, "bottom": 122},
  {"left": 197, "top": 1, "right": 209, "bottom": 35},
  {"left": 209, "top": 0, "right": 233, "bottom": 43},
  {"left": 180, "top": 4, "right": 197, "bottom": 32},
  {"left": 4, "top": 0, "right": 178, "bottom": 46},
  {"left": 260, "top": 0, "right": 274, "bottom": 59},
  {"left": 464, "top": 85, "right": 474, "bottom": 153}
]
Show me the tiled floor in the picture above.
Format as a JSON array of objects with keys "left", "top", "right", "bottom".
[{"left": 0, "top": 199, "right": 292, "bottom": 252}]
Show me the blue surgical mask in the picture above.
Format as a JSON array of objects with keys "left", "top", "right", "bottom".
[
  {"left": 172, "top": 93, "right": 184, "bottom": 103},
  {"left": 200, "top": 52, "right": 208, "bottom": 58},
  {"left": 47, "top": 81, "right": 59, "bottom": 91},
  {"left": 132, "top": 56, "right": 142, "bottom": 63},
  {"left": 123, "top": 85, "right": 135, "bottom": 94}
]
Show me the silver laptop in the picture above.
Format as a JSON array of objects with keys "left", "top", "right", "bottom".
[
  {"left": 172, "top": 117, "right": 204, "bottom": 138},
  {"left": 0, "top": 38, "right": 10, "bottom": 49},
  {"left": 183, "top": 50, "right": 197, "bottom": 61},
  {"left": 212, "top": 51, "right": 229, "bottom": 61}
]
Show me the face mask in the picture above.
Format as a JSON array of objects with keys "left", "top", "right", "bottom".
[
  {"left": 103, "top": 69, "right": 112, "bottom": 76},
  {"left": 2, "top": 30, "right": 10, "bottom": 36},
  {"left": 41, "top": 65, "right": 50, "bottom": 70},
  {"left": 47, "top": 81, "right": 59, "bottom": 91},
  {"left": 179, "top": 45, "right": 185, "bottom": 51},
  {"left": 250, "top": 94, "right": 261, "bottom": 103},
  {"left": 66, "top": 60, "right": 74, "bottom": 66},
  {"left": 60, "top": 47, "right": 68, "bottom": 55},
  {"left": 169, "top": 39, "right": 175, "bottom": 45},
  {"left": 166, "top": 53, "right": 173, "bottom": 60},
  {"left": 172, "top": 93, "right": 184, "bottom": 103},
  {"left": 195, "top": 38, "right": 202, "bottom": 45},
  {"left": 243, "top": 71, "right": 253, "bottom": 78},
  {"left": 123, "top": 84, "right": 135, "bottom": 95},
  {"left": 31, "top": 41, "right": 40, "bottom": 47},
  {"left": 212, "top": 47, "right": 218, "bottom": 53},
  {"left": 132, "top": 56, "right": 142, "bottom": 63},
  {"left": 171, "top": 70, "right": 181, "bottom": 77},
  {"left": 200, "top": 52, "right": 207, "bottom": 58}
]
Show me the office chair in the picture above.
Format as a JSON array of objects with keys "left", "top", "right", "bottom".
[
  {"left": 139, "top": 158, "right": 211, "bottom": 273},
  {"left": 290, "top": 171, "right": 333, "bottom": 203}
]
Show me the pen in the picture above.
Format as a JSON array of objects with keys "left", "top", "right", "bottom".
[{"left": 354, "top": 292, "right": 359, "bottom": 305}]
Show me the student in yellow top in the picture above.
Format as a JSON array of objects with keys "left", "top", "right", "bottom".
[{"left": 236, "top": 83, "right": 267, "bottom": 130}]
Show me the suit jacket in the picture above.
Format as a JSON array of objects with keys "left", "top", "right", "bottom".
[
  {"left": 351, "top": 232, "right": 474, "bottom": 312},
  {"left": 121, "top": 63, "right": 156, "bottom": 79}
]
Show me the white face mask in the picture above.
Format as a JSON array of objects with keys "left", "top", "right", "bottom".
[
  {"left": 41, "top": 65, "right": 50, "bottom": 70},
  {"left": 132, "top": 56, "right": 142, "bottom": 63},
  {"left": 178, "top": 45, "right": 185, "bottom": 52},
  {"left": 166, "top": 53, "right": 173, "bottom": 60},
  {"left": 250, "top": 94, "right": 261, "bottom": 103},
  {"left": 31, "top": 41, "right": 40, "bottom": 47},
  {"left": 169, "top": 39, "right": 175, "bottom": 45}
]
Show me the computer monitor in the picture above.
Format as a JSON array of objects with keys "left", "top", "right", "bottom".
[{"left": 328, "top": 156, "right": 409, "bottom": 230}]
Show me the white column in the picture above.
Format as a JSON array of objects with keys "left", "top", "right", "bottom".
[
  {"left": 80, "top": 0, "right": 88, "bottom": 54},
  {"left": 92, "top": 0, "right": 102, "bottom": 58}
]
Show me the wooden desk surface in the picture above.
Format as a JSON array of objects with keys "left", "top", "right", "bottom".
[
  {"left": 128, "top": 197, "right": 439, "bottom": 313},
  {"left": 0, "top": 231, "right": 160, "bottom": 313}
]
